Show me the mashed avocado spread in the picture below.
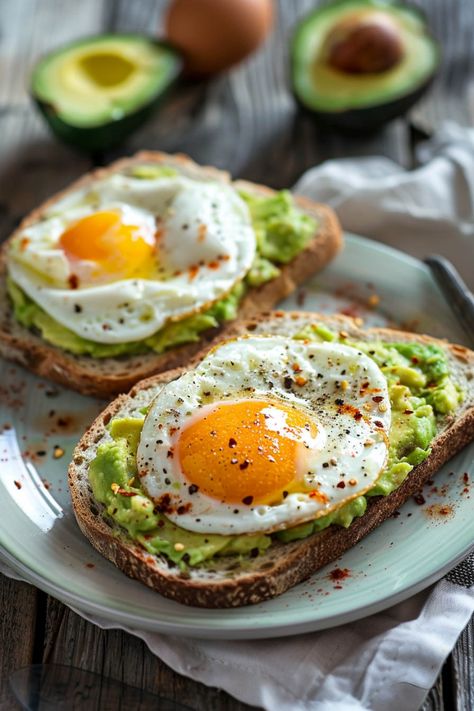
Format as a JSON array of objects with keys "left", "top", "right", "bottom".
[
  {"left": 87, "top": 326, "right": 462, "bottom": 568},
  {"left": 7, "top": 167, "right": 315, "bottom": 358}
]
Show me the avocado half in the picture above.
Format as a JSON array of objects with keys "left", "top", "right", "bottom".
[
  {"left": 31, "top": 34, "right": 182, "bottom": 152},
  {"left": 291, "top": 0, "right": 440, "bottom": 130}
]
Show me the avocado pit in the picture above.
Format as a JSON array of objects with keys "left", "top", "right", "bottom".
[{"left": 324, "top": 11, "right": 404, "bottom": 74}]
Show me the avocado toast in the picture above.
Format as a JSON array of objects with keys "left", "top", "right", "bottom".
[
  {"left": 68, "top": 312, "right": 474, "bottom": 608},
  {"left": 0, "top": 152, "right": 341, "bottom": 398}
]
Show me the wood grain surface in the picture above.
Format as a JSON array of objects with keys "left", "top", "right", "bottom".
[{"left": 0, "top": 1, "right": 472, "bottom": 709}]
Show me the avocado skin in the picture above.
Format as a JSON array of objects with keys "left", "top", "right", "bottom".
[
  {"left": 291, "top": 0, "right": 440, "bottom": 132},
  {"left": 31, "top": 39, "right": 182, "bottom": 153},
  {"left": 295, "top": 74, "right": 435, "bottom": 133}
]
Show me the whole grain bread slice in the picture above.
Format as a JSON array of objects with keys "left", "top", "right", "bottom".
[
  {"left": 0, "top": 152, "right": 342, "bottom": 398},
  {"left": 68, "top": 312, "right": 474, "bottom": 608}
]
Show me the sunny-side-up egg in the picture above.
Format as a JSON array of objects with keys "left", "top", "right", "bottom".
[
  {"left": 6, "top": 171, "right": 256, "bottom": 343},
  {"left": 137, "top": 336, "right": 391, "bottom": 535}
]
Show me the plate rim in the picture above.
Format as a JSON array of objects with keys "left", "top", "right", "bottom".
[
  {"left": 0, "top": 231, "right": 472, "bottom": 639},
  {"left": 1, "top": 535, "right": 473, "bottom": 640}
]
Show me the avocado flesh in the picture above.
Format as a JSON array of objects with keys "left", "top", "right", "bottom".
[
  {"left": 292, "top": 0, "right": 439, "bottom": 123},
  {"left": 87, "top": 330, "right": 462, "bottom": 569},
  {"left": 31, "top": 34, "right": 181, "bottom": 150}
]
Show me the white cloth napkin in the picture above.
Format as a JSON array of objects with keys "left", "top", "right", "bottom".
[
  {"left": 295, "top": 123, "right": 474, "bottom": 288},
  {"left": 2, "top": 124, "right": 474, "bottom": 711}
]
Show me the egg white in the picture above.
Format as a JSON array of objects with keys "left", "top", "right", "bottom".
[
  {"left": 7, "top": 174, "right": 256, "bottom": 344},
  {"left": 137, "top": 337, "right": 391, "bottom": 535}
]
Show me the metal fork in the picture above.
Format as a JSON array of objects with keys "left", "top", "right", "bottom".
[{"left": 424, "top": 255, "right": 474, "bottom": 348}]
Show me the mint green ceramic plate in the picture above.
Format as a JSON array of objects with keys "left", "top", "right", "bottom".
[{"left": 0, "top": 234, "right": 472, "bottom": 639}]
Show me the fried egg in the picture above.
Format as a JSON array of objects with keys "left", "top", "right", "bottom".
[
  {"left": 7, "top": 172, "right": 256, "bottom": 344},
  {"left": 137, "top": 336, "right": 391, "bottom": 535}
]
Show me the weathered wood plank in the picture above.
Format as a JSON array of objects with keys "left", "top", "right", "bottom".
[
  {"left": 0, "top": 0, "right": 107, "bottom": 239},
  {"left": 411, "top": 0, "right": 474, "bottom": 131},
  {"left": 42, "top": 597, "right": 256, "bottom": 710},
  {"left": 0, "top": 575, "right": 38, "bottom": 709},
  {"left": 452, "top": 620, "right": 474, "bottom": 711}
]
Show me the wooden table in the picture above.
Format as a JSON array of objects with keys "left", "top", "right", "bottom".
[{"left": 0, "top": 1, "right": 473, "bottom": 709}]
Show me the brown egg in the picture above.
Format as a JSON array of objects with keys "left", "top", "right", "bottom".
[{"left": 165, "top": 0, "right": 274, "bottom": 76}]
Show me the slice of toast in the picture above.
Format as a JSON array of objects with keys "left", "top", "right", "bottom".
[
  {"left": 68, "top": 312, "right": 474, "bottom": 608},
  {"left": 0, "top": 152, "right": 342, "bottom": 398}
]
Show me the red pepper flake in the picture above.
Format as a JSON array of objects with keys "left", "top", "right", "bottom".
[
  {"left": 242, "top": 495, "right": 253, "bottom": 505},
  {"left": 240, "top": 460, "right": 250, "bottom": 470},
  {"left": 118, "top": 489, "right": 137, "bottom": 497},
  {"left": 228, "top": 438, "right": 237, "bottom": 448},
  {"left": 336, "top": 481, "right": 346, "bottom": 489},
  {"left": 411, "top": 356, "right": 420, "bottom": 364},
  {"left": 14, "top": 480, "right": 22, "bottom": 490},
  {"left": 328, "top": 567, "right": 351, "bottom": 582},
  {"left": 425, "top": 503, "right": 454, "bottom": 519},
  {"left": 338, "top": 402, "right": 364, "bottom": 422},
  {"left": 413, "top": 493, "right": 425, "bottom": 506},
  {"left": 68, "top": 274, "right": 79, "bottom": 289},
  {"left": 404, "top": 409, "right": 414, "bottom": 415},
  {"left": 20, "top": 237, "right": 30, "bottom": 251},
  {"left": 309, "top": 489, "right": 329, "bottom": 503},
  {"left": 197, "top": 223, "right": 207, "bottom": 242},
  {"left": 208, "top": 260, "right": 219, "bottom": 270},
  {"left": 463, "top": 472, "right": 469, "bottom": 485},
  {"left": 372, "top": 396, "right": 383, "bottom": 403},
  {"left": 85, "top": 563, "right": 95, "bottom": 569},
  {"left": 340, "top": 304, "right": 360, "bottom": 318},
  {"left": 374, "top": 420, "right": 384, "bottom": 428},
  {"left": 188, "top": 265, "right": 199, "bottom": 280}
]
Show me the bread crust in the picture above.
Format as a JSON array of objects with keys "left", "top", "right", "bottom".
[
  {"left": 0, "top": 152, "right": 342, "bottom": 397},
  {"left": 68, "top": 312, "right": 474, "bottom": 607}
]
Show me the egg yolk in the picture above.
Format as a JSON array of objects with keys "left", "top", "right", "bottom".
[
  {"left": 177, "top": 399, "right": 319, "bottom": 505},
  {"left": 59, "top": 210, "right": 155, "bottom": 281}
]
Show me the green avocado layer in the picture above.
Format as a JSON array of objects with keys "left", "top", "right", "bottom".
[
  {"left": 31, "top": 35, "right": 182, "bottom": 151},
  {"left": 292, "top": 0, "right": 439, "bottom": 113},
  {"left": 87, "top": 327, "right": 462, "bottom": 568},
  {"left": 7, "top": 183, "right": 315, "bottom": 358}
]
